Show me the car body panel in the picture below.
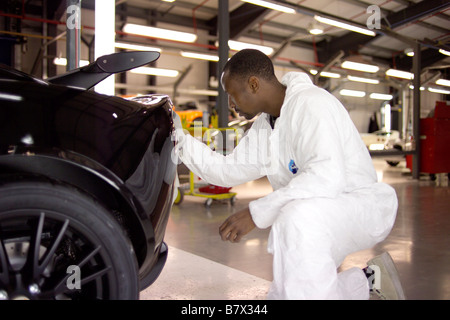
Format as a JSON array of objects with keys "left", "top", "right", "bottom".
[{"left": 0, "top": 63, "right": 177, "bottom": 288}]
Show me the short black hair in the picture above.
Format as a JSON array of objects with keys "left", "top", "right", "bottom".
[{"left": 223, "top": 49, "right": 275, "bottom": 82}]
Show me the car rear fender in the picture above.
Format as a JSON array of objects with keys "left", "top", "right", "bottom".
[{"left": 0, "top": 150, "right": 153, "bottom": 267}]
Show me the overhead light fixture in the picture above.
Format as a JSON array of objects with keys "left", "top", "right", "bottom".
[
  {"left": 307, "top": 22, "right": 324, "bottom": 35},
  {"left": 340, "top": 89, "right": 365, "bottom": 97},
  {"left": 404, "top": 48, "right": 414, "bottom": 57},
  {"left": 341, "top": 61, "right": 379, "bottom": 73},
  {"left": 309, "top": 27, "right": 324, "bottom": 35},
  {"left": 115, "top": 42, "right": 162, "bottom": 52},
  {"left": 162, "top": 0, "right": 176, "bottom": 2},
  {"left": 314, "top": 15, "right": 376, "bottom": 36},
  {"left": 123, "top": 23, "right": 197, "bottom": 43},
  {"left": 386, "top": 69, "right": 414, "bottom": 80},
  {"left": 320, "top": 71, "right": 341, "bottom": 78},
  {"left": 370, "top": 93, "right": 393, "bottom": 100},
  {"left": 309, "top": 69, "right": 318, "bottom": 75},
  {"left": 439, "top": 49, "right": 450, "bottom": 56},
  {"left": 130, "top": 66, "right": 179, "bottom": 77},
  {"left": 181, "top": 51, "right": 219, "bottom": 62},
  {"left": 428, "top": 87, "right": 450, "bottom": 94},
  {"left": 53, "top": 57, "right": 90, "bottom": 67},
  {"left": 347, "top": 75, "right": 379, "bottom": 84},
  {"left": 227, "top": 40, "right": 274, "bottom": 56},
  {"left": 241, "top": 0, "right": 295, "bottom": 14},
  {"left": 436, "top": 79, "right": 450, "bottom": 87}
]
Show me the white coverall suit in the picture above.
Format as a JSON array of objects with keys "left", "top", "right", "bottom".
[{"left": 175, "top": 72, "right": 398, "bottom": 300}]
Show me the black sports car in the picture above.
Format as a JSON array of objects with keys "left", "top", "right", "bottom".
[{"left": 0, "top": 51, "right": 177, "bottom": 300}]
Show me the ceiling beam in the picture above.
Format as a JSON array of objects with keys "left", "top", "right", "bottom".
[
  {"left": 208, "top": 3, "right": 270, "bottom": 39},
  {"left": 383, "top": 0, "right": 450, "bottom": 29},
  {"left": 317, "top": 0, "right": 450, "bottom": 66}
]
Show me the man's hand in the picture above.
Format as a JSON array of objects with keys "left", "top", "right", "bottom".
[{"left": 219, "top": 208, "right": 256, "bottom": 243}]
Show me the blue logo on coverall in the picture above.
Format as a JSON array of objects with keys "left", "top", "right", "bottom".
[{"left": 289, "top": 159, "right": 298, "bottom": 174}]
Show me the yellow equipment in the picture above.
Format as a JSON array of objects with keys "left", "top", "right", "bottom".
[{"left": 174, "top": 127, "right": 239, "bottom": 207}]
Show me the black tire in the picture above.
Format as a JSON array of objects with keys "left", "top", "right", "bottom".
[{"left": 0, "top": 180, "right": 139, "bottom": 300}]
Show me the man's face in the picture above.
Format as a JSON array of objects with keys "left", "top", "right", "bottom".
[{"left": 221, "top": 71, "right": 260, "bottom": 120}]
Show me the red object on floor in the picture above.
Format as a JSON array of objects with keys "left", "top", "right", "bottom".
[{"left": 198, "top": 185, "right": 232, "bottom": 194}]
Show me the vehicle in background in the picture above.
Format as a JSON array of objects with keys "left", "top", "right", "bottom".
[{"left": 361, "top": 130, "right": 405, "bottom": 166}]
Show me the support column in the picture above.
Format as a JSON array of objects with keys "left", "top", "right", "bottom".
[
  {"left": 217, "top": 0, "right": 229, "bottom": 129},
  {"left": 66, "top": 0, "right": 81, "bottom": 71},
  {"left": 412, "top": 41, "right": 421, "bottom": 179},
  {"left": 94, "top": 0, "right": 115, "bottom": 95}
]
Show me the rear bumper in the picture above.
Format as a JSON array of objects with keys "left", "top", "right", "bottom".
[{"left": 139, "top": 242, "right": 168, "bottom": 291}]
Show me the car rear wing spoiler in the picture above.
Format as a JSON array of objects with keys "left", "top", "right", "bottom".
[{"left": 47, "top": 51, "right": 160, "bottom": 90}]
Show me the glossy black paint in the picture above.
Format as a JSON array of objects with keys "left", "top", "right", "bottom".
[{"left": 0, "top": 65, "right": 177, "bottom": 288}]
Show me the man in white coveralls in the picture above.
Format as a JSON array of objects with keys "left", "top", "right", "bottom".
[{"left": 173, "top": 49, "right": 405, "bottom": 300}]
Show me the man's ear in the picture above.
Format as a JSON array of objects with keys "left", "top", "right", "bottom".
[{"left": 248, "top": 76, "right": 259, "bottom": 93}]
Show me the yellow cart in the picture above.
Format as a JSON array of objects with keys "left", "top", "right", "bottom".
[{"left": 174, "top": 126, "right": 239, "bottom": 207}]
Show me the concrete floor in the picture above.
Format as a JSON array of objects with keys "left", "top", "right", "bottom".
[{"left": 141, "top": 158, "right": 450, "bottom": 300}]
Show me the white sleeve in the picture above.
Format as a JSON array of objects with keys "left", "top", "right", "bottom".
[
  {"left": 249, "top": 93, "right": 347, "bottom": 229},
  {"left": 177, "top": 123, "right": 266, "bottom": 187}
]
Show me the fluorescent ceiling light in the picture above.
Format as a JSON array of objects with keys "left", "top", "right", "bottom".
[
  {"left": 320, "top": 71, "right": 341, "bottom": 78},
  {"left": 310, "top": 69, "right": 318, "bottom": 75},
  {"left": 439, "top": 49, "right": 450, "bottom": 56},
  {"left": 314, "top": 15, "right": 376, "bottom": 36},
  {"left": 341, "top": 61, "right": 379, "bottom": 73},
  {"left": 241, "top": 0, "right": 295, "bottom": 14},
  {"left": 53, "top": 57, "right": 89, "bottom": 67},
  {"left": 428, "top": 87, "right": 450, "bottom": 94},
  {"left": 340, "top": 89, "right": 365, "bottom": 97},
  {"left": 436, "top": 79, "right": 450, "bottom": 87},
  {"left": 386, "top": 69, "right": 414, "bottom": 80},
  {"left": 130, "top": 66, "right": 179, "bottom": 77},
  {"left": 228, "top": 40, "right": 274, "bottom": 56},
  {"left": 115, "top": 42, "right": 161, "bottom": 52},
  {"left": 181, "top": 51, "right": 219, "bottom": 62},
  {"left": 123, "top": 23, "right": 197, "bottom": 43},
  {"left": 370, "top": 93, "right": 393, "bottom": 100},
  {"left": 347, "top": 75, "right": 379, "bottom": 84}
]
